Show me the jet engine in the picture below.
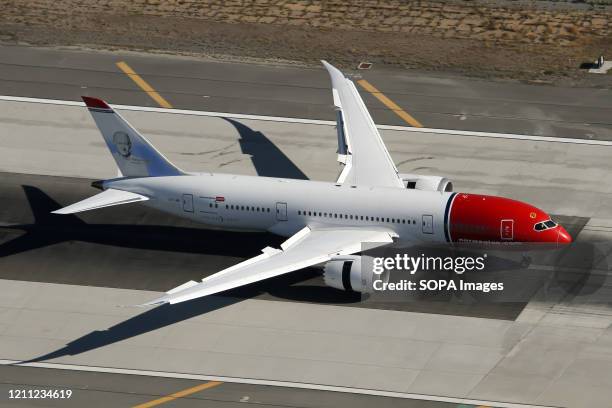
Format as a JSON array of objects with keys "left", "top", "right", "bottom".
[
  {"left": 323, "top": 255, "right": 389, "bottom": 293},
  {"left": 399, "top": 173, "right": 453, "bottom": 192}
]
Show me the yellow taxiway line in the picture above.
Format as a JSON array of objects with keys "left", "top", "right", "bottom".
[
  {"left": 116, "top": 61, "right": 173, "bottom": 109},
  {"left": 357, "top": 79, "right": 423, "bottom": 128},
  {"left": 132, "top": 380, "right": 223, "bottom": 408}
]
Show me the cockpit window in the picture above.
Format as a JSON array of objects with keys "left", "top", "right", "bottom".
[
  {"left": 534, "top": 219, "right": 557, "bottom": 231},
  {"left": 544, "top": 220, "right": 557, "bottom": 228}
]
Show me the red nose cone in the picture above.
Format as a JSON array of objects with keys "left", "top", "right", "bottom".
[
  {"left": 557, "top": 226, "right": 572, "bottom": 244},
  {"left": 448, "top": 193, "right": 571, "bottom": 245}
]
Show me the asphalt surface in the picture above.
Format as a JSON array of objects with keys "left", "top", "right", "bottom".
[
  {"left": 0, "top": 45, "right": 611, "bottom": 139},
  {"left": 0, "top": 365, "right": 463, "bottom": 408},
  {"left": 1, "top": 45, "right": 611, "bottom": 408}
]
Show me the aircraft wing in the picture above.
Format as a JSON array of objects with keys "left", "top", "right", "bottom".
[
  {"left": 322, "top": 61, "right": 405, "bottom": 189},
  {"left": 144, "top": 226, "right": 395, "bottom": 305}
]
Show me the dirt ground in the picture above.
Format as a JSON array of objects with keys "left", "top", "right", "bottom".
[{"left": 1, "top": 12, "right": 611, "bottom": 87}]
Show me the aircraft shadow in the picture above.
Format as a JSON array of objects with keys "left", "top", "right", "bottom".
[
  {"left": 224, "top": 118, "right": 309, "bottom": 180},
  {"left": 9, "top": 184, "right": 360, "bottom": 363},
  {"left": 24, "top": 240, "right": 604, "bottom": 364},
  {"left": 22, "top": 295, "right": 240, "bottom": 363},
  {"left": 0, "top": 185, "right": 280, "bottom": 259},
  {"left": 19, "top": 273, "right": 358, "bottom": 364},
  {"left": 7, "top": 185, "right": 607, "bottom": 363},
  {"left": 2, "top": 185, "right": 359, "bottom": 299}
]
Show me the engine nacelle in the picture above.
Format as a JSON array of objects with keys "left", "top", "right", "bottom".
[
  {"left": 323, "top": 255, "right": 389, "bottom": 293},
  {"left": 399, "top": 173, "right": 453, "bottom": 192}
]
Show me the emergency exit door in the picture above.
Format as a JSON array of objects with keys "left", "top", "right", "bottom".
[{"left": 422, "top": 214, "right": 433, "bottom": 234}]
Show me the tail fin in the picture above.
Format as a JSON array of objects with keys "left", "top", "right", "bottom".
[{"left": 82, "top": 96, "right": 183, "bottom": 177}]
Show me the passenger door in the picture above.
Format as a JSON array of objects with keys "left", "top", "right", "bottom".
[
  {"left": 182, "top": 194, "right": 193, "bottom": 213},
  {"left": 501, "top": 219, "right": 514, "bottom": 240},
  {"left": 276, "top": 202, "right": 288, "bottom": 221}
]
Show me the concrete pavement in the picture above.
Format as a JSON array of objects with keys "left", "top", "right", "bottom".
[
  {"left": 0, "top": 365, "right": 462, "bottom": 408},
  {"left": 1, "top": 98, "right": 612, "bottom": 406}
]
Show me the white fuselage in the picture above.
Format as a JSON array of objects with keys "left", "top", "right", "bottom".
[{"left": 106, "top": 173, "right": 454, "bottom": 244}]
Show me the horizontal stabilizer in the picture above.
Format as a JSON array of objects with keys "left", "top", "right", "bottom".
[{"left": 52, "top": 188, "right": 148, "bottom": 215}]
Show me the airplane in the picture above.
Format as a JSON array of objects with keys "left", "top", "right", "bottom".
[{"left": 53, "top": 61, "right": 572, "bottom": 305}]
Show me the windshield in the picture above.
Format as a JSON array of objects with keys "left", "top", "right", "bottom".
[{"left": 534, "top": 219, "right": 557, "bottom": 231}]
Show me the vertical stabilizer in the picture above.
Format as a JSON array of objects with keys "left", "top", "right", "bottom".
[{"left": 82, "top": 96, "right": 183, "bottom": 177}]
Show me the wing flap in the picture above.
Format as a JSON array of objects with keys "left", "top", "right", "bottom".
[
  {"left": 144, "top": 227, "right": 395, "bottom": 305},
  {"left": 52, "top": 188, "right": 148, "bottom": 215}
]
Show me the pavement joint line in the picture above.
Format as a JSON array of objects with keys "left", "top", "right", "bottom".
[
  {"left": 132, "top": 380, "right": 223, "bottom": 408},
  {"left": 115, "top": 61, "right": 173, "bottom": 109},
  {"left": 1, "top": 95, "right": 612, "bottom": 147},
  {"left": 357, "top": 79, "right": 424, "bottom": 128},
  {"left": 0, "top": 359, "right": 559, "bottom": 408}
]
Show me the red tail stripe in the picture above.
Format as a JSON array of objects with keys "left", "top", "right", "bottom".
[{"left": 82, "top": 96, "right": 111, "bottom": 109}]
